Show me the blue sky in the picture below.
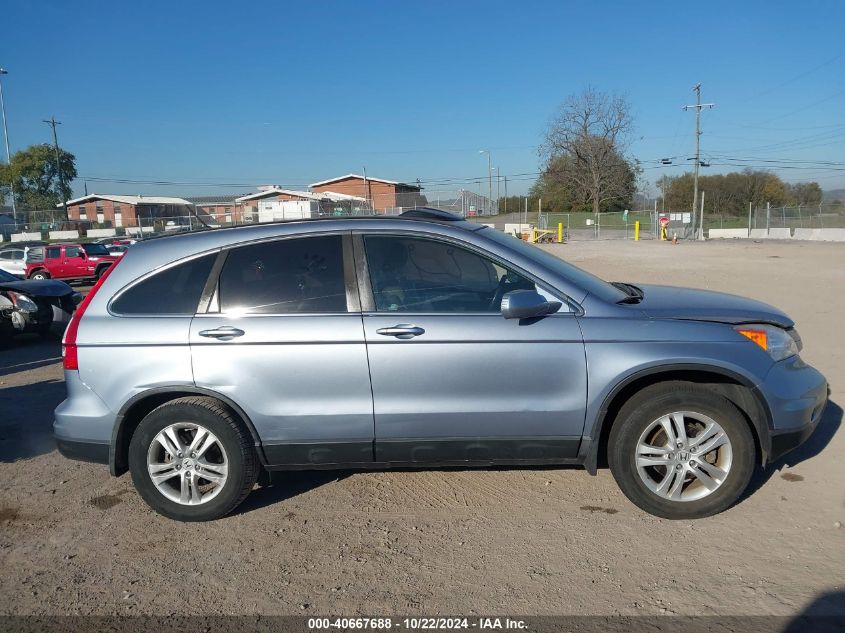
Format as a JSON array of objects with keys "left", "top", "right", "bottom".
[{"left": 3, "top": 0, "right": 844, "bottom": 200}]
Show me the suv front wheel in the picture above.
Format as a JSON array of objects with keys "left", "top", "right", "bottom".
[
  {"left": 128, "top": 397, "right": 259, "bottom": 521},
  {"left": 608, "top": 382, "right": 755, "bottom": 519}
]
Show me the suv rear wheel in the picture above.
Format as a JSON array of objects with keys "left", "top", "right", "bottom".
[
  {"left": 608, "top": 382, "right": 755, "bottom": 519},
  {"left": 128, "top": 397, "right": 259, "bottom": 521},
  {"left": 29, "top": 270, "right": 49, "bottom": 280}
]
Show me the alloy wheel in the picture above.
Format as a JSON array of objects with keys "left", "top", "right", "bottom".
[
  {"left": 635, "top": 411, "right": 733, "bottom": 502},
  {"left": 146, "top": 422, "right": 229, "bottom": 505}
]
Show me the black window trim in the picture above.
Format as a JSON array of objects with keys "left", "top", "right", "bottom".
[
  {"left": 351, "top": 230, "right": 582, "bottom": 316},
  {"left": 196, "top": 230, "right": 358, "bottom": 317},
  {"left": 107, "top": 249, "right": 221, "bottom": 318}
]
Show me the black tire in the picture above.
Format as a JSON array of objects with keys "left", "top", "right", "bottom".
[
  {"left": 29, "top": 270, "right": 50, "bottom": 280},
  {"left": 95, "top": 264, "right": 110, "bottom": 279},
  {"left": 608, "top": 382, "right": 756, "bottom": 520},
  {"left": 128, "top": 396, "right": 259, "bottom": 521}
]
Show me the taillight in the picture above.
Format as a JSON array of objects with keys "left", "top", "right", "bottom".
[{"left": 63, "top": 261, "right": 120, "bottom": 371}]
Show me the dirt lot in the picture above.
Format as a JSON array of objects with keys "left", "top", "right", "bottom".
[{"left": 0, "top": 238, "right": 843, "bottom": 617}]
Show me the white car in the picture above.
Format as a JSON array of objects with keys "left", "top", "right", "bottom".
[{"left": 0, "top": 248, "right": 26, "bottom": 277}]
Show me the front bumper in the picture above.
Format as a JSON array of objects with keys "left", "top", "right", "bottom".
[{"left": 760, "top": 355, "right": 829, "bottom": 462}]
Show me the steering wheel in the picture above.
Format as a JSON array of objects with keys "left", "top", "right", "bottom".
[{"left": 488, "top": 275, "right": 510, "bottom": 312}]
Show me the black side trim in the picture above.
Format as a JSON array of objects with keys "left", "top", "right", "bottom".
[
  {"left": 263, "top": 441, "right": 374, "bottom": 467},
  {"left": 55, "top": 437, "right": 110, "bottom": 465},
  {"left": 376, "top": 437, "right": 580, "bottom": 463}
]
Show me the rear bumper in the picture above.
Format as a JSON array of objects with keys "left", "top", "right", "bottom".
[{"left": 55, "top": 436, "right": 109, "bottom": 464}]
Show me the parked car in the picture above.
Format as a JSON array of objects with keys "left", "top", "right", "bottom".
[
  {"left": 0, "top": 267, "right": 81, "bottom": 344},
  {"left": 106, "top": 244, "right": 129, "bottom": 256},
  {"left": 0, "top": 247, "right": 26, "bottom": 277},
  {"left": 25, "top": 243, "right": 121, "bottom": 281},
  {"left": 53, "top": 209, "right": 828, "bottom": 521}
]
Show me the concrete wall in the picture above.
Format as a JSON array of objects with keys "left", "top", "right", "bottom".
[
  {"left": 86, "top": 228, "right": 117, "bottom": 238},
  {"left": 749, "top": 229, "right": 768, "bottom": 239},
  {"left": 48, "top": 230, "right": 80, "bottom": 240},
  {"left": 504, "top": 223, "right": 533, "bottom": 235},
  {"left": 793, "top": 228, "right": 845, "bottom": 241},
  {"left": 124, "top": 227, "right": 155, "bottom": 236},
  {"left": 708, "top": 228, "right": 749, "bottom": 239},
  {"left": 11, "top": 232, "right": 42, "bottom": 242},
  {"left": 767, "top": 228, "right": 792, "bottom": 239}
]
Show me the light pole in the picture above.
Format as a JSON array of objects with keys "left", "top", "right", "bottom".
[
  {"left": 0, "top": 68, "right": 16, "bottom": 221},
  {"left": 479, "top": 150, "right": 492, "bottom": 215}
]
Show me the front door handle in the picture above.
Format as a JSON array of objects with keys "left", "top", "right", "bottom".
[
  {"left": 376, "top": 324, "right": 425, "bottom": 339},
  {"left": 199, "top": 326, "right": 245, "bottom": 341}
]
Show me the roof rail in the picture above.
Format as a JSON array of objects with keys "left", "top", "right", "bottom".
[{"left": 398, "top": 208, "right": 465, "bottom": 222}]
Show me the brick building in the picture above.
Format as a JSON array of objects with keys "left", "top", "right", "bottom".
[
  {"left": 309, "top": 174, "right": 426, "bottom": 212},
  {"left": 63, "top": 194, "right": 195, "bottom": 227},
  {"left": 185, "top": 195, "right": 244, "bottom": 224},
  {"left": 236, "top": 187, "right": 368, "bottom": 219}
]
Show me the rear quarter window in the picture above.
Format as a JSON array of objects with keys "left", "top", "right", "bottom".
[{"left": 110, "top": 253, "right": 216, "bottom": 315}]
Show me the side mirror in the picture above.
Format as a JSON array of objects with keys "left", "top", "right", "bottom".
[{"left": 501, "top": 290, "right": 561, "bottom": 320}]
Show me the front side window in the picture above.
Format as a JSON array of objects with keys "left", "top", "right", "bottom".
[
  {"left": 111, "top": 253, "right": 216, "bottom": 315},
  {"left": 363, "top": 235, "right": 542, "bottom": 313},
  {"left": 65, "top": 247, "right": 82, "bottom": 258},
  {"left": 82, "top": 244, "right": 110, "bottom": 256},
  {"left": 218, "top": 235, "right": 346, "bottom": 314}
]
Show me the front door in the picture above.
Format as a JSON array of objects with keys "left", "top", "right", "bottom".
[
  {"left": 190, "top": 232, "right": 375, "bottom": 466},
  {"left": 357, "top": 233, "right": 588, "bottom": 464}
]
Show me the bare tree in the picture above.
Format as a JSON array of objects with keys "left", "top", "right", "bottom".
[{"left": 541, "top": 88, "right": 636, "bottom": 215}]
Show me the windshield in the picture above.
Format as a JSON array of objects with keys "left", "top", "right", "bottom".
[
  {"left": 480, "top": 228, "right": 629, "bottom": 303},
  {"left": 82, "top": 244, "right": 111, "bottom": 256}
]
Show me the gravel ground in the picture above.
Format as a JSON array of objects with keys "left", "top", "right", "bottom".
[{"left": 0, "top": 238, "right": 843, "bottom": 617}]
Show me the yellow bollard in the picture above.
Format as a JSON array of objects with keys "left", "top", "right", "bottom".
[
  {"left": 634, "top": 221, "right": 640, "bottom": 241},
  {"left": 557, "top": 222, "right": 563, "bottom": 243}
]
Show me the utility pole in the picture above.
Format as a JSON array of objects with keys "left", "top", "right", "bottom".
[
  {"left": 683, "top": 84, "right": 715, "bottom": 238},
  {"left": 698, "top": 191, "right": 705, "bottom": 240},
  {"left": 479, "top": 150, "right": 492, "bottom": 215},
  {"left": 43, "top": 116, "right": 68, "bottom": 217},
  {"left": 0, "top": 67, "right": 16, "bottom": 221},
  {"left": 503, "top": 176, "right": 508, "bottom": 214}
]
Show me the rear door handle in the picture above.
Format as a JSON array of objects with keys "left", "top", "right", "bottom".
[
  {"left": 198, "top": 326, "right": 245, "bottom": 341},
  {"left": 376, "top": 324, "right": 425, "bottom": 339}
]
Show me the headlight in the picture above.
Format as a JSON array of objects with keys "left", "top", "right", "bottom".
[
  {"left": 8, "top": 292, "right": 38, "bottom": 313},
  {"left": 734, "top": 323, "right": 801, "bottom": 361}
]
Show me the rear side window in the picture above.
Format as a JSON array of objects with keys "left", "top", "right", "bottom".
[
  {"left": 218, "top": 235, "right": 346, "bottom": 314},
  {"left": 45, "top": 247, "right": 60, "bottom": 259},
  {"left": 111, "top": 253, "right": 216, "bottom": 315}
]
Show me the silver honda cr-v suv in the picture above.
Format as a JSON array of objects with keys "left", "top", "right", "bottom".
[{"left": 54, "top": 209, "right": 828, "bottom": 521}]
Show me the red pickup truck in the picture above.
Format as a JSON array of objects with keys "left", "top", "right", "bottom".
[{"left": 25, "top": 243, "right": 121, "bottom": 281}]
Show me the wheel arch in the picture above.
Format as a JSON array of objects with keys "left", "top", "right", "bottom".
[
  {"left": 110, "top": 386, "right": 266, "bottom": 476},
  {"left": 581, "top": 364, "right": 773, "bottom": 475}
]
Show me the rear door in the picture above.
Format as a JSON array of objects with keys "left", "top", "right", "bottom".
[
  {"left": 190, "top": 231, "right": 374, "bottom": 467},
  {"left": 357, "top": 232, "right": 588, "bottom": 464}
]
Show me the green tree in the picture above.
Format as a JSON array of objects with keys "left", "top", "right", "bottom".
[
  {"left": 0, "top": 143, "right": 77, "bottom": 212},
  {"left": 540, "top": 87, "right": 638, "bottom": 214}
]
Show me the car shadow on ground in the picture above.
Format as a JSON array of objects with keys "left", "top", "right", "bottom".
[
  {"left": 0, "top": 379, "right": 66, "bottom": 462},
  {"left": 743, "top": 399, "right": 842, "bottom": 500},
  {"left": 0, "top": 336, "right": 62, "bottom": 378},
  {"left": 0, "top": 332, "right": 65, "bottom": 462},
  {"left": 234, "top": 470, "right": 353, "bottom": 515},
  {"left": 783, "top": 590, "right": 845, "bottom": 631}
]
